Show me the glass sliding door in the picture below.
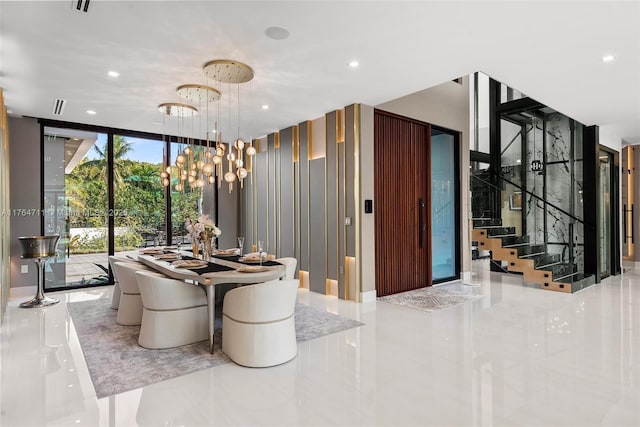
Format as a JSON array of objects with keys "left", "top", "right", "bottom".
[
  {"left": 431, "top": 128, "right": 459, "bottom": 282},
  {"left": 113, "top": 135, "right": 166, "bottom": 256},
  {"left": 43, "top": 127, "right": 110, "bottom": 289}
]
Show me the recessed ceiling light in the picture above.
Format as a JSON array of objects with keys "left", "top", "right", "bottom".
[
  {"left": 602, "top": 54, "right": 615, "bottom": 63},
  {"left": 265, "top": 26, "right": 290, "bottom": 40},
  {"left": 107, "top": 70, "right": 120, "bottom": 77},
  {"left": 86, "top": 110, "right": 96, "bottom": 115},
  {"left": 349, "top": 60, "right": 359, "bottom": 68},
  {"left": 262, "top": 105, "right": 269, "bottom": 110}
]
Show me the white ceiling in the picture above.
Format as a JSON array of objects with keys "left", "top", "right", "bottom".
[{"left": 1, "top": 1, "right": 639, "bottom": 145}]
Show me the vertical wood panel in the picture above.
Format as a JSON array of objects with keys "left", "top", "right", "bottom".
[
  {"left": 338, "top": 137, "right": 346, "bottom": 298},
  {"left": 326, "top": 111, "right": 338, "bottom": 281},
  {"left": 279, "top": 127, "right": 295, "bottom": 258},
  {"left": 374, "top": 110, "right": 432, "bottom": 296},
  {"left": 299, "top": 121, "right": 310, "bottom": 271},
  {"left": 309, "top": 158, "right": 326, "bottom": 293}
]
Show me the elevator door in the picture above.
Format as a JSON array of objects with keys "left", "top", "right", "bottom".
[{"left": 374, "top": 110, "right": 431, "bottom": 296}]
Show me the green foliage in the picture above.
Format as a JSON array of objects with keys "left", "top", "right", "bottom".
[{"left": 65, "top": 136, "right": 176, "bottom": 253}]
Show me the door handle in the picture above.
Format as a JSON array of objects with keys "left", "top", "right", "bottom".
[{"left": 419, "top": 198, "right": 425, "bottom": 249}]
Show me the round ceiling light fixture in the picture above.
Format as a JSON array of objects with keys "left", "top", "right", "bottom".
[
  {"left": 176, "top": 84, "right": 221, "bottom": 103},
  {"left": 157, "top": 102, "right": 198, "bottom": 117},
  {"left": 203, "top": 59, "right": 254, "bottom": 84}
]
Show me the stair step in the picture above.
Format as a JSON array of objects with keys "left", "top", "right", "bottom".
[
  {"left": 553, "top": 271, "right": 580, "bottom": 281},
  {"left": 500, "top": 235, "right": 530, "bottom": 247},
  {"left": 519, "top": 252, "right": 545, "bottom": 258},
  {"left": 534, "top": 254, "right": 561, "bottom": 268},
  {"left": 486, "top": 227, "right": 516, "bottom": 237},
  {"left": 536, "top": 261, "right": 562, "bottom": 269},
  {"left": 472, "top": 218, "right": 502, "bottom": 227},
  {"left": 517, "top": 244, "right": 545, "bottom": 257},
  {"left": 503, "top": 242, "right": 530, "bottom": 248}
]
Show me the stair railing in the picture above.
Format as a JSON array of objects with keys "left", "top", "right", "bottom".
[{"left": 471, "top": 170, "right": 593, "bottom": 282}]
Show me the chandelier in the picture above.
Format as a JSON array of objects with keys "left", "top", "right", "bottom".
[{"left": 158, "top": 60, "right": 257, "bottom": 193}]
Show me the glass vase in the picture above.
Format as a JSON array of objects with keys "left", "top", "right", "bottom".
[
  {"left": 202, "top": 238, "right": 212, "bottom": 261},
  {"left": 191, "top": 240, "right": 199, "bottom": 258}
]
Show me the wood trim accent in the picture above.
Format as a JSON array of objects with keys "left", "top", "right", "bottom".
[{"left": 374, "top": 110, "right": 431, "bottom": 297}]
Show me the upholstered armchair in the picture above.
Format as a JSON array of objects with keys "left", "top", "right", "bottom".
[
  {"left": 112, "top": 261, "right": 160, "bottom": 326},
  {"left": 222, "top": 279, "right": 299, "bottom": 367},
  {"left": 108, "top": 255, "right": 141, "bottom": 309},
  {"left": 275, "top": 257, "right": 297, "bottom": 280},
  {"left": 135, "top": 271, "right": 208, "bottom": 349}
]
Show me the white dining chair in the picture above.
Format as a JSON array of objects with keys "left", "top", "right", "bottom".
[
  {"left": 275, "top": 257, "right": 297, "bottom": 280},
  {"left": 135, "top": 271, "right": 208, "bottom": 349},
  {"left": 112, "top": 261, "right": 161, "bottom": 326},
  {"left": 108, "top": 255, "right": 141, "bottom": 309},
  {"left": 222, "top": 279, "right": 299, "bottom": 367}
]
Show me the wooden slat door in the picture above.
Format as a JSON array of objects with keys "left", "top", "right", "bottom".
[{"left": 374, "top": 110, "right": 431, "bottom": 297}]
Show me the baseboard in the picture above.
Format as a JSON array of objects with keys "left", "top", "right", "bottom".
[
  {"left": 360, "top": 290, "right": 377, "bottom": 303},
  {"left": 10, "top": 285, "right": 36, "bottom": 299},
  {"left": 461, "top": 271, "right": 472, "bottom": 284}
]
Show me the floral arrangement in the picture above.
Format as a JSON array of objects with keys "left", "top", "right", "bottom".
[{"left": 185, "top": 214, "right": 221, "bottom": 240}]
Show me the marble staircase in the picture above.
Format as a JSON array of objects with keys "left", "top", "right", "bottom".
[{"left": 472, "top": 218, "right": 595, "bottom": 293}]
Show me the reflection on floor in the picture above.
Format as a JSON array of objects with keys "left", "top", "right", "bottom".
[
  {"left": 2, "top": 259, "right": 639, "bottom": 426},
  {"left": 46, "top": 251, "right": 138, "bottom": 289}
]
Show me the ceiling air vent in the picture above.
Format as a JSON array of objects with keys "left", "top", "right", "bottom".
[
  {"left": 74, "top": 0, "right": 90, "bottom": 13},
  {"left": 52, "top": 99, "right": 67, "bottom": 116}
]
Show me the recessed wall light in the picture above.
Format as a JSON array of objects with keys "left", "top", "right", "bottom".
[
  {"left": 86, "top": 110, "right": 96, "bottom": 115},
  {"left": 262, "top": 105, "right": 269, "bottom": 110},
  {"left": 602, "top": 54, "right": 615, "bottom": 63},
  {"left": 107, "top": 70, "right": 120, "bottom": 77},
  {"left": 516, "top": 159, "right": 521, "bottom": 163},
  {"left": 348, "top": 60, "right": 359, "bottom": 68}
]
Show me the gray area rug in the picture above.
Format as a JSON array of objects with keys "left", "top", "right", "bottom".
[
  {"left": 378, "top": 287, "right": 480, "bottom": 312},
  {"left": 67, "top": 297, "right": 363, "bottom": 399}
]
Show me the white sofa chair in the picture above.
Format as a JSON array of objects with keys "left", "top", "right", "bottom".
[
  {"left": 112, "top": 261, "right": 159, "bottom": 326},
  {"left": 108, "top": 255, "right": 143, "bottom": 309},
  {"left": 222, "top": 279, "right": 299, "bottom": 367},
  {"left": 135, "top": 271, "right": 209, "bottom": 349},
  {"left": 275, "top": 257, "right": 297, "bottom": 280}
]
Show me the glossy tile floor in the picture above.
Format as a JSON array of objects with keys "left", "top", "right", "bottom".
[{"left": 1, "top": 259, "right": 639, "bottom": 426}]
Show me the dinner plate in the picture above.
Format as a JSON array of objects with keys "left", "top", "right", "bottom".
[
  {"left": 175, "top": 264, "right": 208, "bottom": 269},
  {"left": 239, "top": 256, "right": 266, "bottom": 263},
  {"left": 139, "top": 249, "right": 164, "bottom": 255},
  {"left": 237, "top": 266, "right": 270, "bottom": 273},
  {"left": 214, "top": 251, "right": 237, "bottom": 257},
  {"left": 171, "top": 260, "right": 208, "bottom": 268},
  {"left": 154, "top": 253, "right": 181, "bottom": 260}
]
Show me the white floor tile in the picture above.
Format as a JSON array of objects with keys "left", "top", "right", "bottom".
[{"left": 2, "top": 259, "right": 640, "bottom": 426}]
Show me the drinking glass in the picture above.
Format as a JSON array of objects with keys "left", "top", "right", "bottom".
[
  {"left": 237, "top": 236, "right": 245, "bottom": 256},
  {"left": 257, "top": 240, "right": 264, "bottom": 267}
]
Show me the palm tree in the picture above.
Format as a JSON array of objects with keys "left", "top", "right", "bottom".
[{"left": 79, "top": 135, "right": 133, "bottom": 186}]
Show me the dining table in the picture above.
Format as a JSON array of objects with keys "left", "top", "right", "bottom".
[{"left": 137, "top": 250, "right": 286, "bottom": 353}]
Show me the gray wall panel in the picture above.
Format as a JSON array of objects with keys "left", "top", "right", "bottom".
[
  {"left": 309, "top": 158, "right": 326, "bottom": 293},
  {"left": 218, "top": 176, "right": 239, "bottom": 249},
  {"left": 267, "top": 134, "right": 277, "bottom": 255},
  {"left": 279, "top": 127, "right": 295, "bottom": 258},
  {"left": 338, "top": 140, "right": 346, "bottom": 298},
  {"left": 255, "top": 150, "right": 268, "bottom": 248},
  {"left": 9, "top": 117, "right": 41, "bottom": 288},
  {"left": 326, "top": 111, "right": 338, "bottom": 281},
  {"left": 345, "top": 105, "right": 356, "bottom": 257},
  {"left": 299, "top": 122, "right": 310, "bottom": 271}
]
